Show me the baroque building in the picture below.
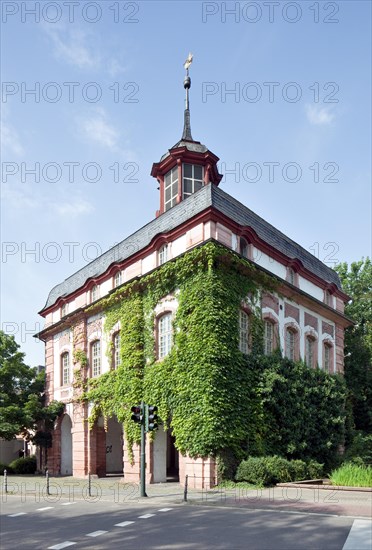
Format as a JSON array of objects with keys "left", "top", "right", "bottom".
[{"left": 37, "top": 62, "right": 351, "bottom": 486}]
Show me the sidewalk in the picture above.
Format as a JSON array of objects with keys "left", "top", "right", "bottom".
[{"left": 1, "top": 475, "right": 371, "bottom": 518}]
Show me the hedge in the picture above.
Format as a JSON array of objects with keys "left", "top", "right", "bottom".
[
  {"left": 235, "top": 456, "right": 323, "bottom": 486},
  {"left": 8, "top": 455, "right": 37, "bottom": 474}
]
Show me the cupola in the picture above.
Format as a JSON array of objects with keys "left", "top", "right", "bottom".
[{"left": 151, "top": 53, "right": 223, "bottom": 217}]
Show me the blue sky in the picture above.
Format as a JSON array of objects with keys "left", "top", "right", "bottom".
[{"left": 1, "top": 0, "right": 371, "bottom": 367}]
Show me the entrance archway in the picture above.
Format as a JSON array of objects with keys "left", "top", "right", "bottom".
[
  {"left": 60, "top": 415, "right": 73, "bottom": 475},
  {"left": 105, "top": 416, "right": 123, "bottom": 474},
  {"left": 166, "top": 431, "right": 179, "bottom": 481}
]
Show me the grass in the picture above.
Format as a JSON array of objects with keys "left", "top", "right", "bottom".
[{"left": 330, "top": 463, "right": 372, "bottom": 488}]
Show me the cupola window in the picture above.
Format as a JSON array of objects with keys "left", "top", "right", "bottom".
[
  {"left": 164, "top": 166, "right": 179, "bottom": 211},
  {"left": 182, "top": 163, "right": 203, "bottom": 199}
]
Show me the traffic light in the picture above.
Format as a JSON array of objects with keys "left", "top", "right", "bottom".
[
  {"left": 131, "top": 405, "right": 143, "bottom": 424},
  {"left": 146, "top": 405, "right": 158, "bottom": 432}
]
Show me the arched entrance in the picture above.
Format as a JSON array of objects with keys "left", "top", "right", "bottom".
[
  {"left": 167, "top": 431, "right": 179, "bottom": 481},
  {"left": 105, "top": 416, "right": 123, "bottom": 474},
  {"left": 60, "top": 415, "right": 73, "bottom": 475},
  {"left": 153, "top": 426, "right": 167, "bottom": 482}
]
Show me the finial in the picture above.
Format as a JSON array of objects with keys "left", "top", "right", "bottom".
[{"left": 182, "top": 53, "right": 193, "bottom": 141}]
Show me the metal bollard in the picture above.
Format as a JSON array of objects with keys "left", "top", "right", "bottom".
[
  {"left": 183, "top": 474, "right": 188, "bottom": 502},
  {"left": 46, "top": 469, "right": 50, "bottom": 496},
  {"left": 4, "top": 469, "right": 8, "bottom": 494}
]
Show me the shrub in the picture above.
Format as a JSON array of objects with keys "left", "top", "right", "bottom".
[
  {"left": 0, "top": 463, "right": 13, "bottom": 475},
  {"left": 8, "top": 455, "right": 37, "bottom": 474},
  {"left": 330, "top": 462, "right": 372, "bottom": 488},
  {"left": 289, "top": 460, "right": 307, "bottom": 481},
  {"left": 265, "top": 456, "right": 294, "bottom": 484},
  {"left": 236, "top": 456, "right": 325, "bottom": 486},
  {"left": 305, "top": 459, "right": 324, "bottom": 479},
  {"left": 344, "top": 433, "right": 372, "bottom": 466},
  {"left": 236, "top": 457, "right": 272, "bottom": 486},
  {"left": 236, "top": 456, "right": 295, "bottom": 486}
]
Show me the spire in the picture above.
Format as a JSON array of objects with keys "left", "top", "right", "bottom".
[{"left": 182, "top": 53, "right": 193, "bottom": 141}]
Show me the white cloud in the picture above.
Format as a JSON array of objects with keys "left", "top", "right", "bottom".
[
  {"left": 306, "top": 104, "right": 335, "bottom": 126},
  {"left": 80, "top": 114, "right": 119, "bottom": 149},
  {"left": 77, "top": 108, "right": 137, "bottom": 160},
  {"left": 1, "top": 121, "right": 24, "bottom": 156},
  {"left": 1, "top": 183, "right": 38, "bottom": 209},
  {"left": 108, "top": 58, "right": 127, "bottom": 78},
  {"left": 43, "top": 24, "right": 100, "bottom": 69},
  {"left": 53, "top": 200, "right": 94, "bottom": 217},
  {"left": 2, "top": 182, "right": 94, "bottom": 218}
]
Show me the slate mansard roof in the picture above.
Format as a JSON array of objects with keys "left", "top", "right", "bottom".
[{"left": 41, "top": 185, "right": 342, "bottom": 311}]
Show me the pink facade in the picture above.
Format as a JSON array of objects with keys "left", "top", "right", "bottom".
[{"left": 37, "top": 74, "right": 352, "bottom": 488}]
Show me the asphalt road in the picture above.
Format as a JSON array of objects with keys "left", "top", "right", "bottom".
[{"left": 0, "top": 493, "right": 362, "bottom": 550}]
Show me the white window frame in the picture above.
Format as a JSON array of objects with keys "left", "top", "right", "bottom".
[
  {"left": 158, "top": 244, "right": 168, "bottom": 266},
  {"left": 305, "top": 336, "right": 314, "bottom": 367},
  {"left": 158, "top": 313, "right": 173, "bottom": 359},
  {"left": 61, "top": 352, "right": 70, "bottom": 386},
  {"left": 239, "top": 310, "right": 249, "bottom": 354},
  {"left": 324, "top": 342, "right": 331, "bottom": 372},
  {"left": 240, "top": 237, "right": 249, "bottom": 259},
  {"left": 114, "top": 271, "right": 122, "bottom": 288},
  {"left": 91, "top": 285, "right": 99, "bottom": 302},
  {"left": 285, "top": 328, "right": 295, "bottom": 361},
  {"left": 61, "top": 303, "right": 68, "bottom": 317},
  {"left": 182, "top": 163, "right": 204, "bottom": 199},
  {"left": 264, "top": 320, "right": 274, "bottom": 355},
  {"left": 91, "top": 340, "right": 101, "bottom": 377},
  {"left": 324, "top": 290, "right": 333, "bottom": 307},
  {"left": 164, "top": 166, "right": 179, "bottom": 211},
  {"left": 113, "top": 333, "right": 120, "bottom": 369}
]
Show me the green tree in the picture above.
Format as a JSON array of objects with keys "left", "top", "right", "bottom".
[
  {"left": 335, "top": 258, "right": 372, "bottom": 433},
  {"left": 0, "top": 331, "right": 64, "bottom": 443}
]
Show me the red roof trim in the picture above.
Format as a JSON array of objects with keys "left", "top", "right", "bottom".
[{"left": 39, "top": 206, "right": 349, "bottom": 316}]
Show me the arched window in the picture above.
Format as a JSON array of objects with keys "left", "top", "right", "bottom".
[
  {"left": 264, "top": 320, "right": 275, "bottom": 355},
  {"left": 91, "top": 285, "right": 99, "bottom": 303},
  {"left": 114, "top": 271, "right": 122, "bottom": 288},
  {"left": 158, "top": 244, "right": 168, "bottom": 266},
  {"left": 240, "top": 237, "right": 249, "bottom": 259},
  {"left": 158, "top": 313, "right": 173, "bottom": 359},
  {"left": 285, "top": 328, "right": 296, "bottom": 361},
  {"left": 113, "top": 332, "right": 120, "bottom": 369},
  {"left": 305, "top": 336, "right": 315, "bottom": 367},
  {"left": 91, "top": 340, "right": 101, "bottom": 377},
  {"left": 323, "top": 342, "right": 333, "bottom": 373},
  {"left": 61, "top": 303, "right": 68, "bottom": 317},
  {"left": 61, "top": 352, "right": 70, "bottom": 386},
  {"left": 239, "top": 310, "right": 249, "bottom": 354}
]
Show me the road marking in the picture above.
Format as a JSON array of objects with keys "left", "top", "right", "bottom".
[
  {"left": 61, "top": 502, "right": 76, "bottom": 506},
  {"left": 86, "top": 531, "right": 108, "bottom": 537},
  {"left": 36, "top": 507, "right": 54, "bottom": 511},
  {"left": 138, "top": 513, "right": 155, "bottom": 518},
  {"left": 158, "top": 508, "right": 173, "bottom": 512},
  {"left": 342, "top": 519, "right": 372, "bottom": 550},
  {"left": 48, "top": 543, "right": 76, "bottom": 550},
  {"left": 114, "top": 521, "right": 135, "bottom": 527},
  {"left": 8, "top": 513, "right": 27, "bottom": 517}
]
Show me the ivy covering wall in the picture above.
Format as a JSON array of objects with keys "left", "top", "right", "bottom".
[{"left": 75, "top": 241, "right": 346, "bottom": 472}]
